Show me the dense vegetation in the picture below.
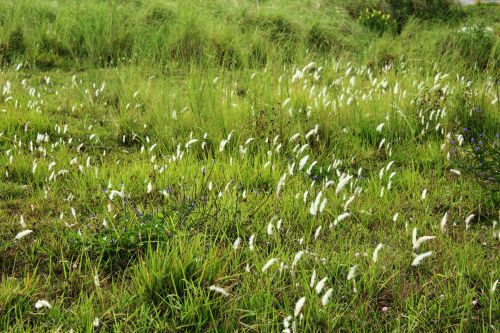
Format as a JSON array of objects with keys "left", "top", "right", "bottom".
[{"left": 0, "top": 0, "right": 499, "bottom": 331}]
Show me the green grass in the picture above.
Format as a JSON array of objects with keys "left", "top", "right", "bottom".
[{"left": 0, "top": 0, "right": 499, "bottom": 332}]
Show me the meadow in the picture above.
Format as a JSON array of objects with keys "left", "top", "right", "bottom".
[{"left": 0, "top": 0, "right": 499, "bottom": 331}]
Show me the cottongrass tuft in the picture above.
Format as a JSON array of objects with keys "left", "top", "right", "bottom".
[
  {"left": 35, "top": 300, "right": 51, "bottom": 309},
  {"left": 315, "top": 277, "right": 328, "bottom": 294},
  {"left": 276, "top": 173, "right": 287, "bottom": 196},
  {"left": 15, "top": 229, "right": 33, "bottom": 240},
  {"left": 412, "top": 251, "right": 433, "bottom": 266},
  {"left": 233, "top": 237, "right": 241, "bottom": 250},
  {"left": 309, "top": 191, "right": 323, "bottom": 216},
  {"left": 249, "top": 234, "right": 255, "bottom": 251},
  {"left": 314, "top": 226, "right": 322, "bottom": 240},
  {"left": 412, "top": 228, "right": 436, "bottom": 249},
  {"left": 299, "top": 155, "right": 309, "bottom": 171},
  {"left": 267, "top": 221, "right": 274, "bottom": 235},
  {"left": 321, "top": 288, "right": 333, "bottom": 306},
  {"left": 372, "top": 243, "right": 384, "bottom": 263},
  {"left": 347, "top": 265, "right": 357, "bottom": 281},
  {"left": 310, "top": 269, "right": 316, "bottom": 288},
  {"left": 335, "top": 174, "right": 353, "bottom": 194},
  {"left": 392, "top": 213, "right": 399, "bottom": 222},
  {"left": 440, "top": 212, "right": 448, "bottom": 232},
  {"left": 261, "top": 258, "right": 277, "bottom": 273},
  {"left": 465, "top": 214, "right": 475, "bottom": 230},
  {"left": 331, "top": 212, "right": 350, "bottom": 228},
  {"left": 291, "top": 250, "right": 304, "bottom": 270},
  {"left": 209, "top": 285, "right": 230, "bottom": 297},
  {"left": 294, "top": 297, "right": 306, "bottom": 317}
]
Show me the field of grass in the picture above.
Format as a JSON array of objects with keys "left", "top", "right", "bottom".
[{"left": 0, "top": 0, "right": 499, "bottom": 331}]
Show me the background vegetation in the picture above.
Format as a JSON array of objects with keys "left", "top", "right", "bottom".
[{"left": 0, "top": 0, "right": 498, "bottom": 331}]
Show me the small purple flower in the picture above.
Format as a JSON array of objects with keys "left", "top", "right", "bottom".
[
  {"left": 463, "top": 127, "right": 468, "bottom": 132},
  {"left": 474, "top": 146, "right": 480, "bottom": 152},
  {"left": 470, "top": 138, "right": 475, "bottom": 143}
]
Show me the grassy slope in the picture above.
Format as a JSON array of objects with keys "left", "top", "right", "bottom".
[{"left": 0, "top": 0, "right": 499, "bottom": 332}]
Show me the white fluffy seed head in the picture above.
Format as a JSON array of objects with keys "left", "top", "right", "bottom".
[
  {"left": 372, "top": 243, "right": 384, "bottom": 263},
  {"left": 321, "top": 288, "right": 333, "bottom": 306},
  {"left": 294, "top": 297, "right": 306, "bottom": 317},
  {"left": 249, "top": 234, "right": 255, "bottom": 251},
  {"left": 261, "top": 258, "right": 277, "bottom": 273},
  {"left": 15, "top": 229, "right": 33, "bottom": 240},
  {"left": 421, "top": 188, "right": 427, "bottom": 200},
  {"left": 347, "top": 265, "right": 357, "bottom": 281},
  {"left": 315, "top": 277, "right": 328, "bottom": 294},
  {"left": 412, "top": 251, "right": 433, "bottom": 266},
  {"left": 440, "top": 212, "right": 448, "bottom": 232},
  {"left": 35, "top": 300, "right": 51, "bottom": 309},
  {"left": 291, "top": 251, "right": 304, "bottom": 269},
  {"left": 310, "top": 269, "right": 317, "bottom": 288},
  {"left": 465, "top": 214, "right": 475, "bottom": 230},
  {"left": 233, "top": 237, "right": 241, "bottom": 250},
  {"left": 209, "top": 285, "right": 230, "bottom": 297}
]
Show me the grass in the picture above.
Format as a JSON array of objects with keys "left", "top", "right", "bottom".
[{"left": 0, "top": 0, "right": 499, "bottom": 331}]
